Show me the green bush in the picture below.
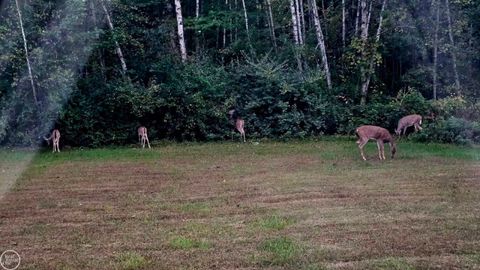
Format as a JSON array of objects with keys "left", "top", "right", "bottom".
[{"left": 413, "top": 117, "right": 480, "bottom": 145}]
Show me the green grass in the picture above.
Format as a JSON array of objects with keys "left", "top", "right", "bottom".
[
  {"left": 369, "top": 257, "right": 415, "bottom": 270},
  {"left": 179, "top": 202, "right": 211, "bottom": 214},
  {"left": 169, "top": 236, "right": 210, "bottom": 250},
  {"left": 259, "top": 236, "right": 302, "bottom": 266},
  {"left": 254, "top": 215, "right": 295, "bottom": 230},
  {"left": 116, "top": 252, "right": 148, "bottom": 270}
]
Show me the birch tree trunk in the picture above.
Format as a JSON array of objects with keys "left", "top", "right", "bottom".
[
  {"left": 265, "top": 0, "right": 277, "bottom": 50},
  {"left": 100, "top": 0, "right": 128, "bottom": 74},
  {"left": 360, "top": 0, "right": 387, "bottom": 105},
  {"left": 289, "top": 0, "right": 300, "bottom": 45},
  {"left": 241, "top": 0, "right": 251, "bottom": 42},
  {"left": 223, "top": 0, "right": 228, "bottom": 48},
  {"left": 196, "top": 0, "right": 200, "bottom": 18},
  {"left": 289, "top": 0, "right": 303, "bottom": 72},
  {"left": 342, "top": 0, "right": 346, "bottom": 48},
  {"left": 359, "top": 0, "right": 368, "bottom": 41},
  {"left": 195, "top": 0, "right": 200, "bottom": 53},
  {"left": 366, "top": 0, "right": 372, "bottom": 37},
  {"left": 354, "top": 0, "right": 360, "bottom": 36},
  {"left": 299, "top": 0, "right": 306, "bottom": 44},
  {"left": 445, "top": 0, "right": 461, "bottom": 94},
  {"left": 15, "top": 0, "right": 38, "bottom": 106},
  {"left": 294, "top": 0, "right": 304, "bottom": 44},
  {"left": 174, "top": 0, "right": 187, "bottom": 62},
  {"left": 310, "top": 0, "right": 332, "bottom": 89},
  {"left": 432, "top": 0, "right": 440, "bottom": 100}
]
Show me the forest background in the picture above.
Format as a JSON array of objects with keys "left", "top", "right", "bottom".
[{"left": 0, "top": 0, "right": 479, "bottom": 146}]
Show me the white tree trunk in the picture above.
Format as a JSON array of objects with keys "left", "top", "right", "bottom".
[
  {"left": 100, "top": 0, "right": 128, "bottom": 74},
  {"left": 294, "top": 0, "right": 303, "bottom": 44},
  {"left": 445, "top": 0, "right": 461, "bottom": 93},
  {"left": 433, "top": 0, "right": 440, "bottom": 100},
  {"left": 223, "top": 0, "right": 228, "bottom": 48},
  {"left": 366, "top": 0, "right": 372, "bottom": 37},
  {"left": 289, "top": 0, "right": 300, "bottom": 45},
  {"left": 265, "top": 0, "right": 277, "bottom": 50},
  {"left": 342, "top": 0, "right": 346, "bottom": 48},
  {"left": 174, "top": 0, "right": 187, "bottom": 62},
  {"left": 310, "top": 0, "right": 332, "bottom": 89},
  {"left": 359, "top": 0, "right": 368, "bottom": 41},
  {"left": 15, "top": 0, "right": 38, "bottom": 105},
  {"left": 354, "top": 0, "right": 360, "bottom": 36},
  {"left": 299, "top": 0, "right": 306, "bottom": 43},
  {"left": 241, "top": 0, "right": 250, "bottom": 41},
  {"left": 196, "top": 0, "right": 200, "bottom": 18},
  {"left": 360, "top": 0, "right": 387, "bottom": 105}
]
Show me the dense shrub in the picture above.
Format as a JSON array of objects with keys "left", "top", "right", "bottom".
[
  {"left": 230, "top": 59, "right": 335, "bottom": 138},
  {"left": 338, "top": 89, "right": 431, "bottom": 134},
  {"left": 412, "top": 117, "right": 480, "bottom": 145}
]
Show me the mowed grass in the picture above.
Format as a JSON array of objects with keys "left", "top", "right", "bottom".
[{"left": 0, "top": 138, "right": 479, "bottom": 269}]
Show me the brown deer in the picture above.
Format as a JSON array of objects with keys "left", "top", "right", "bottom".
[
  {"left": 137, "top": 126, "right": 151, "bottom": 148},
  {"left": 395, "top": 114, "right": 423, "bottom": 136},
  {"left": 44, "top": 129, "right": 61, "bottom": 153},
  {"left": 356, "top": 125, "right": 396, "bottom": 161},
  {"left": 228, "top": 109, "right": 246, "bottom": 143}
]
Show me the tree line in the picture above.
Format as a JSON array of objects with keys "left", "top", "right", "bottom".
[{"left": 0, "top": 0, "right": 479, "bottom": 146}]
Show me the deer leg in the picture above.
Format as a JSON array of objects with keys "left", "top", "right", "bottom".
[
  {"left": 357, "top": 139, "right": 368, "bottom": 161},
  {"left": 380, "top": 142, "right": 386, "bottom": 160},
  {"left": 376, "top": 141, "right": 383, "bottom": 160},
  {"left": 146, "top": 135, "right": 151, "bottom": 148},
  {"left": 239, "top": 128, "right": 246, "bottom": 143}
]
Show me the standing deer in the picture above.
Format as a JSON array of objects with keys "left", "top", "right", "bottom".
[
  {"left": 395, "top": 114, "right": 423, "bottom": 136},
  {"left": 356, "top": 125, "right": 396, "bottom": 161},
  {"left": 44, "top": 129, "right": 61, "bottom": 153},
  {"left": 228, "top": 109, "right": 246, "bottom": 143},
  {"left": 138, "top": 126, "right": 151, "bottom": 148}
]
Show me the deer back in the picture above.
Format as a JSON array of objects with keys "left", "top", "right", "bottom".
[
  {"left": 356, "top": 125, "right": 393, "bottom": 142},
  {"left": 398, "top": 114, "right": 422, "bottom": 128}
]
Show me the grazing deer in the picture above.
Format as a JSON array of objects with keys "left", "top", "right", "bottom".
[
  {"left": 44, "top": 129, "right": 61, "bottom": 153},
  {"left": 356, "top": 125, "right": 396, "bottom": 161},
  {"left": 137, "top": 126, "right": 151, "bottom": 148},
  {"left": 395, "top": 114, "right": 423, "bottom": 136},
  {"left": 228, "top": 109, "right": 246, "bottom": 143}
]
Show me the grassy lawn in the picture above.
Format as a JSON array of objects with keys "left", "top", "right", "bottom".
[{"left": 0, "top": 139, "right": 479, "bottom": 269}]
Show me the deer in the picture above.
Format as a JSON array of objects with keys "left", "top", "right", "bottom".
[
  {"left": 137, "top": 126, "right": 151, "bottom": 148},
  {"left": 355, "top": 125, "right": 396, "bottom": 161},
  {"left": 228, "top": 109, "right": 246, "bottom": 143},
  {"left": 395, "top": 114, "right": 423, "bottom": 136},
  {"left": 44, "top": 129, "right": 61, "bottom": 153}
]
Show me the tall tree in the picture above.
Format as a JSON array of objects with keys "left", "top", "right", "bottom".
[
  {"left": 265, "top": 0, "right": 277, "bottom": 51},
  {"left": 342, "top": 0, "right": 346, "bottom": 48},
  {"left": 15, "top": 0, "right": 38, "bottom": 106},
  {"left": 289, "top": 0, "right": 300, "bottom": 45},
  {"left": 174, "top": 0, "right": 187, "bottom": 62},
  {"left": 362, "top": 0, "right": 387, "bottom": 100},
  {"left": 445, "top": 0, "right": 461, "bottom": 94},
  {"left": 100, "top": 0, "right": 128, "bottom": 74},
  {"left": 241, "top": 0, "right": 250, "bottom": 42},
  {"left": 432, "top": 0, "right": 440, "bottom": 100},
  {"left": 310, "top": 0, "right": 332, "bottom": 89}
]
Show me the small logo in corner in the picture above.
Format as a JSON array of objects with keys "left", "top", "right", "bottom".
[{"left": 0, "top": 250, "right": 20, "bottom": 270}]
